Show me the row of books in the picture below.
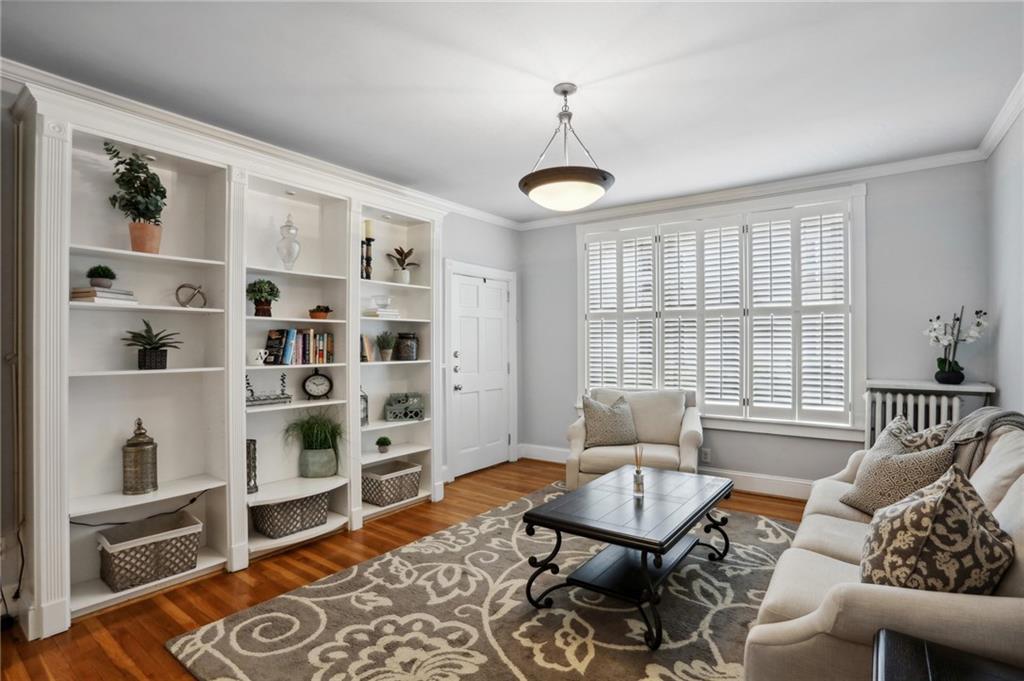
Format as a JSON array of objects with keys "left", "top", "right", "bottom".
[
  {"left": 70, "top": 287, "right": 138, "bottom": 305},
  {"left": 263, "top": 329, "right": 335, "bottom": 365}
]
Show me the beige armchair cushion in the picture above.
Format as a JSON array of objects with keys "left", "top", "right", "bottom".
[
  {"left": 757, "top": 548, "right": 861, "bottom": 625},
  {"left": 579, "top": 443, "right": 679, "bottom": 475},
  {"left": 792, "top": 514, "right": 869, "bottom": 564},
  {"left": 970, "top": 429, "right": 1024, "bottom": 509},
  {"left": 590, "top": 388, "right": 685, "bottom": 445},
  {"left": 803, "top": 479, "right": 872, "bottom": 523}
]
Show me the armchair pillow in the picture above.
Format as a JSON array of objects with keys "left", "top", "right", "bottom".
[
  {"left": 582, "top": 395, "right": 638, "bottom": 448},
  {"left": 861, "top": 465, "right": 1015, "bottom": 595}
]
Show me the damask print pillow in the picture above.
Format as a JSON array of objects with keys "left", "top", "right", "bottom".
[
  {"left": 876, "top": 415, "right": 952, "bottom": 451},
  {"left": 582, "top": 395, "right": 638, "bottom": 448},
  {"left": 862, "top": 465, "right": 1015, "bottom": 595}
]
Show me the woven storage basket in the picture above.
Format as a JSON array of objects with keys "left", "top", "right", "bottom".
[
  {"left": 362, "top": 460, "right": 422, "bottom": 507},
  {"left": 98, "top": 511, "right": 202, "bottom": 592},
  {"left": 250, "top": 492, "right": 329, "bottom": 539}
]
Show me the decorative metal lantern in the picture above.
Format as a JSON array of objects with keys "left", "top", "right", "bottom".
[
  {"left": 122, "top": 418, "right": 158, "bottom": 495},
  {"left": 360, "top": 386, "right": 369, "bottom": 426},
  {"left": 395, "top": 332, "right": 419, "bottom": 361},
  {"left": 246, "top": 439, "right": 259, "bottom": 494}
]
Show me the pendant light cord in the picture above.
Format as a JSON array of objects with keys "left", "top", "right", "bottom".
[{"left": 528, "top": 90, "right": 602, "bottom": 172}]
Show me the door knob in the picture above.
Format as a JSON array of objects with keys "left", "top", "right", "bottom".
[
  {"left": 453, "top": 384, "right": 463, "bottom": 391},
  {"left": 453, "top": 366, "right": 460, "bottom": 373},
  {"left": 453, "top": 350, "right": 460, "bottom": 358}
]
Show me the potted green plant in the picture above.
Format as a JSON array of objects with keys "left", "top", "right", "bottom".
[
  {"left": 87, "top": 264, "right": 116, "bottom": 289},
  {"left": 309, "top": 304, "right": 333, "bottom": 320},
  {"left": 376, "top": 331, "right": 396, "bottom": 361},
  {"left": 104, "top": 142, "right": 167, "bottom": 254},
  {"left": 284, "top": 412, "right": 343, "bottom": 478},
  {"left": 375, "top": 436, "right": 391, "bottom": 454},
  {"left": 386, "top": 247, "right": 420, "bottom": 285},
  {"left": 121, "top": 319, "right": 182, "bottom": 370},
  {"left": 246, "top": 279, "right": 280, "bottom": 317}
]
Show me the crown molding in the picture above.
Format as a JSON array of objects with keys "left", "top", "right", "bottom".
[
  {"left": 0, "top": 59, "right": 519, "bottom": 230},
  {"left": 979, "top": 71, "right": 1024, "bottom": 159}
]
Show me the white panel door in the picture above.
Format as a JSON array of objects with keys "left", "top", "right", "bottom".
[{"left": 449, "top": 274, "right": 510, "bottom": 477}]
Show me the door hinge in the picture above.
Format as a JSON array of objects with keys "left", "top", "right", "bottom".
[
  {"left": 743, "top": 397, "right": 750, "bottom": 407},
  {"left": 508, "top": 433, "right": 512, "bottom": 445},
  {"left": 742, "top": 224, "right": 750, "bottom": 234}
]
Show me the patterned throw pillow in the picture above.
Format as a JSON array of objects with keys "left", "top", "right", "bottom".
[
  {"left": 862, "top": 466, "right": 1015, "bottom": 595},
  {"left": 582, "top": 395, "right": 638, "bottom": 448},
  {"left": 840, "top": 417, "right": 957, "bottom": 514}
]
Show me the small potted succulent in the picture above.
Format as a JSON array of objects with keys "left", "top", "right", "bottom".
[
  {"left": 386, "top": 247, "right": 420, "bottom": 285},
  {"left": 104, "top": 142, "right": 167, "bottom": 254},
  {"left": 309, "top": 304, "right": 333, "bottom": 320},
  {"left": 375, "top": 436, "right": 391, "bottom": 454},
  {"left": 246, "top": 279, "right": 280, "bottom": 317},
  {"left": 87, "top": 264, "right": 116, "bottom": 289},
  {"left": 285, "top": 412, "right": 343, "bottom": 478},
  {"left": 121, "top": 319, "right": 182, "bottom": 370},
  {"left": 376, "top": 331, "right": 396, "bottom": 361},
  {"left": 924, "top": 307, "right": 988, "bottom": 385}
]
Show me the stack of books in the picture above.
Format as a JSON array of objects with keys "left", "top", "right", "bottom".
[
  {"left": 70, "top": 287, "right": 138, "bottom": 305},
  {"left": 362, "top": 305, "right": 401, "bottom": 319},
  {"left": 263, "top": 329, "right": 335, "bottom": 365}
]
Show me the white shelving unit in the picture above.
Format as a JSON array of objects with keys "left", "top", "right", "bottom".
[{"left": 15, "top": 80, "right": 446, "bottom": 640}]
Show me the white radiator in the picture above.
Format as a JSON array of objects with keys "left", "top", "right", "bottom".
[{"left": 863, "top": 389, "right": 960, "bottom": 449}]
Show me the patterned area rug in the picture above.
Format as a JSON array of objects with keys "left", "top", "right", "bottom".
[{"left": 168, "top": 484, "right": 796, "bottom": 680}]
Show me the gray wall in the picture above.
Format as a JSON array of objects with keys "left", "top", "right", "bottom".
[
  {"left": 515, "top": 161, "right": 993, "bottom": 480},
  {"left": 987, "top": 114, "right": 1024, "bottom": 410},
  {"left": 442, "top": 212, "right": 519, "bottom": 273}
]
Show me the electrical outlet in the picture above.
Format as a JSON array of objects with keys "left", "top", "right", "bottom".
[{"left": 700, "top": 448, "right": 712, "bottom": 464}]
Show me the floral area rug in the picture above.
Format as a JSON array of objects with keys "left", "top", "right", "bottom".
[{"left": 167, "top": 484, "right": 796, "bottom": 680}]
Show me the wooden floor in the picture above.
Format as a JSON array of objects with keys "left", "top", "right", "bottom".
[{"left": 1, "top": 460, "right": 804, "bottom": 680}]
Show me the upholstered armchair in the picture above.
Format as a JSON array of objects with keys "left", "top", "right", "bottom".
[{"left": 565, "top": 388, "right": 702, "bottom": 490}]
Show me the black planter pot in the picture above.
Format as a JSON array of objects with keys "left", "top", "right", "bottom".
[
  {"left": 934, "top": 369, "right": 965, "bottom": 385},
  {"left": 138, "top": 349, "right": 168, "bottom": 370}
]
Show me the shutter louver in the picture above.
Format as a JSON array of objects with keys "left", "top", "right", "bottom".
[
  {"left": 750, "top": 219, "right": 792, "bottom": 306},
  {"left": 801, "top": 213, "right": 846, "bottom": 305},
  {"left": 587, "top": 239, "right": 617, "bottom": 312},
  {"left": 751, "top": 314, "right": 793, "bottom": 408},
  {"left": 663, "top": 230, "right": 697, "bottom": 309},
  {"left": 622, "top": 235, "right": 654, "bottom": 311},
  {"left": 622, "top": 318, "right": 655, "bottom": 389},
  {"left": 704, "top": 225, "right": 742, "bottom": 308},
  {"left": 663, "top": 317, "right": 698, "bottom": 390},
  {"left": 801, "top": 312, "right": 846, "bottom": 410},
  {"left": 704, "top": 316, "right": 742, "bottom": 406},
  {"left": 586, "top": 318, "right": 618, "bottom": 388}
]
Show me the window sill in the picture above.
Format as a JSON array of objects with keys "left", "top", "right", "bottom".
[{"left": 701, "top": 416, "right": 864, "bottom": 443}]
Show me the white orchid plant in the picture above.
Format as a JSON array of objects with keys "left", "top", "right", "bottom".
[{"left": 924, "top": 306, "right": 988, "bottom": 374}]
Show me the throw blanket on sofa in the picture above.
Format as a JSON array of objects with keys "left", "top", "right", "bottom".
[{"left": 944, "top": 407, "right": 1024, "bottom": 474}]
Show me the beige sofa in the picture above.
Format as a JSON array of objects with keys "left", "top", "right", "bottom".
[
  {"left": 744, "top": 427, "right": 1024, "bottom": 681},
  {"left": 565, "top": 388, "right": 701, "bottom": 490}
]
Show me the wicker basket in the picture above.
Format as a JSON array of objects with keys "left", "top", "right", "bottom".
[
  {"left": 98, "top": 511, "right": 202, "bottom": 592},
  {"left": 362, "top": 460, "right": 422, "bottom": 507},
  {"left": 250, "top": 492, "right": 329, "bottom": 539}
]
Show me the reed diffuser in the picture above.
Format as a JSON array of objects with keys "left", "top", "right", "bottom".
[{"left": 633, "top": 444, "right": 645, "bottom": 501}]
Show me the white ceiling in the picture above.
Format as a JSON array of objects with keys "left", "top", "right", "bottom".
[{"left": 2, "top": 2, "right": 1021, "bottom": 223}]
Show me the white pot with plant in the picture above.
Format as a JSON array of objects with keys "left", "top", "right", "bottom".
[
  {"left": 104, "top": 142, "right": 167, "bottom": 254},
  {"left": 376, "top": 436, "right": 391, "bottom": 454},
  {"left": 87, "top": 264, "right": 116, "bottom": 289},
  {"left": 923, "top": 307, "right": 988, "bottom": 385},
  {"left": 387, "top": 247, "right": 419, "bottom": 285}
]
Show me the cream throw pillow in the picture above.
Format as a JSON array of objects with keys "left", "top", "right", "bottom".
[{"left": 582, "top": 395, "right": 638, "bottom": 448}]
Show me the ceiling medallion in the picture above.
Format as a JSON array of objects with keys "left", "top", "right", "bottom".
[{"left": 518, "top": 82, "right": 614, "bottom": 212}]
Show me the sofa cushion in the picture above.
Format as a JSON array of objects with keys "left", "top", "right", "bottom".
[
  {"left": 579, "top": 444, "right": 680, "bottom": 475},
  {"left": 792, "top": 514, "right": 869, "bottom": 564},
  {"left": 993, "top": 476, "right": 1024, "bottom": 597},
  {"left": 880, "top": 415, "right": 952, "bottom": 451},
  {"left": 582, "top": 395, "right": 638, "bottom": 448},
  {"left": 862, "top": 466, "right": 1015, "bottom": 595},
  {"left": 840, "top": 441, "right": 955, "bottom": 514},
  {"left": 970, "top": 429, "right": 1024, "bottom": 509},
  {"left": 804, "top": 479, "right": 872, "bottom": 523},
  {"left": 590, "top": 388, "right": 685, "bottom": 445},
  {"left": 757, "top": 548, "right": 861, "bottom": 625}
]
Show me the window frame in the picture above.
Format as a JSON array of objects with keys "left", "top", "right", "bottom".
[{"left": 576, "top": 184, "right": 867, "bottom": 439}]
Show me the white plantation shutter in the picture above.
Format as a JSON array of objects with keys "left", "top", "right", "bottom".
[
  {"left": 662, "top": 229, "right": 697, "bottom": 310},
  {"left": 750, "top": 314, "right": 794, "bottom": 413},
  {"left": 704, "top": 316, "right": 743, "bottom": 413},
  {"left": 750, "top": 215, "right": 792, "bottom": 306},
  {"left": 622, "top": 318, "right": 655, "bottom": 388},
  {"left": 700, "top": 220, "right": 744, "bottom": 416},
  {"left": 703, "top": 225, "right": 742, "bottom": 308},
  {"left": 586, "top": 318, "right": 618, "bottom": 388},
  {"left": 622, "top": 235, "right": 654, "bottom": 311},
  {"left": 663, "top": 317, "right": 697, "bottom": 390},
  {"left": 587, "top": 239, "right": 617, "bottom": 313},
  {"left": 800, "top": 312, "right": 846, "bottom": 411},
  {"left": 800, "top": 212, "right": 846, "bottom": 305}
]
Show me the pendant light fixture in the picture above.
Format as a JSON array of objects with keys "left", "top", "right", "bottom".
[{"left": 519, "top": 83, "right": 614, "bottom": 212}]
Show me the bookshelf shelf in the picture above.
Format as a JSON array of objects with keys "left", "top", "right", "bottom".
[
  {"left": 360, "top": 360, "right": 431, "bottom": 366},
  {"left": 359, "top": 316, "right": 431, "bottom": 323},
  {"left": 361, "top": 444, "right": 430, "bottom": 467},
  {"left": 68, "top": 367, "right": 224, "bottom": 378},
  {"left": 247, "top": 264, "right": 347, "bottom": 281},
  {"left": 247, "top": 476, "right": 348, "bottom": 507},
  {"left": 69, "top": 244, "right": 225, "bottom": 268},
  {"left": 360, "top": 279, "right": 430, "bottom": 291},
  {"left": 246, "top": 362, "right": 346, "bottom": 371},
  {"left": 246, "top": 398, "right": 347, "bottom": 415},
  {"left": 70, "top": 474, "right": 226, "bottom": 518},
  {"left": 248, "top": 512, "right": 348, "bottom": 555},
  {"left": 361, "top": 418, "right": 431, "bottom": 432},
  {"left": 363, "top": 491, "right": 430, "bottom": 520},
  {"left": 247, "top": 315, "right": 347, "bottom": 325},
  {"left": 70, "top": 302, "right": 225, "bottom": 314}
]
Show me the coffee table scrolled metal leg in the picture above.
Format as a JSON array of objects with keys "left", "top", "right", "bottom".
[
  {"left": 637, "top": 550, "right": 664, "bottom": 650},
  {"left": 696, "top": 510, "right": 730, "bottom": 562},
  {"left": 525, "top": 525, "right": 570, "bottom": 609}
]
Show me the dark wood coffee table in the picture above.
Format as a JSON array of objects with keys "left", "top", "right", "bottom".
[{"left": 522, "top": 465, "right": 733, "bottom": 650}]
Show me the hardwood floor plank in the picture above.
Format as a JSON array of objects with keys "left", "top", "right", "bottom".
[{"left": 1, "top": 461, "right": 804, "bottom": 680}]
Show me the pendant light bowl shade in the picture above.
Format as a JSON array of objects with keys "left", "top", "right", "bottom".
[{"left": 518, "top": 165, "right": 615, "bottom": 212}]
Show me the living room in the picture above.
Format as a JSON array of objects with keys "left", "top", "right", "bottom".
[{"left": 0, "top": 3, "right": 1022, "bottom": 680}]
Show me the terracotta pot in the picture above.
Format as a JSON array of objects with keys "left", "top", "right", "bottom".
[
  {"left": 128, "top": 221, "right": 162, "bottom": 254},
  {"left": 254, "top": 301, "right": 273, "bottom": 317},
  {"left": 309, "top": 310, "right": 329, "bottom": 320}
]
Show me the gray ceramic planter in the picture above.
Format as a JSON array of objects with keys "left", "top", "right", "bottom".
[
  {"left": 299, "top": 448, "right": 336, "bottom": 478},
  {"left": 90, "top": 277, "right": 114, "bottom": 288}
]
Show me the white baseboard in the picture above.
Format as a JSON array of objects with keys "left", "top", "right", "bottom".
[{"left": 515, "top": 444, "right": 811, "bottom": 500}]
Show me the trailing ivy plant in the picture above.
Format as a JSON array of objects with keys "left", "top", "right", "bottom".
[
  {"left": 121, "top": 319, "right": 182, "bottom": 351},
  {"left": 86, "top": 264, "right": 116, "bottom": 280},
  {"left": 104, "top": 142, "right": 167, "bottom": 225},
  {"left": 246, "top": 279, "right": 281, "bottom": 304}
]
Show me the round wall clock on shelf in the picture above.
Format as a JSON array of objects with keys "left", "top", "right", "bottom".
[{"left": 302, "top": 368, "right": 333, "bottom": 400}]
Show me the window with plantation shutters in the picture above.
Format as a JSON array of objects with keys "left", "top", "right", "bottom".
[{"left": 580, "top": 193, "right": 857, "bottom": 429}]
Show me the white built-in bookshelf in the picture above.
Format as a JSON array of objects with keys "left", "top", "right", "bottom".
[{"left": 15, "top": 82, "right": 443, "bottom": 638}]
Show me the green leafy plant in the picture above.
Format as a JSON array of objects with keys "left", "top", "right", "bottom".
[
  {"left": 87, "top": 264, "right": 116, "bottom": 280},
  {"left": 104, "top": 142, "right": 167, "bottom": 225},
  {"left": 310, "top": 305, "right": 333, "bottom": 313},
  {"left": 285, "top": 412, "right": 343, "bottom": 451},
  {"left": 121, "top": 320, "right": 182, "bottom": 351},
  {"left": 376, "top": 331, "right": 396, "bottom": 350},
  {"left": 386, "top": 247, "right": 420, "bottom": 271},
  {"left": 375, "top": 436, "right": 392, "bottom": 447},
  {"left": 246, "top": 279, "right": 281, "bottom": 304}
]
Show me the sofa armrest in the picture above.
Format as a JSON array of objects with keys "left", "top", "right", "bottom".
[
  {"left": 567, "top": 416, "right": 585, "bottom": 457},
  {"left": 679, "top": 407, "right": 703, "bottom": 473},
  {"left": 827, "top": 449, "right": 867, "bottom": 483}
]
